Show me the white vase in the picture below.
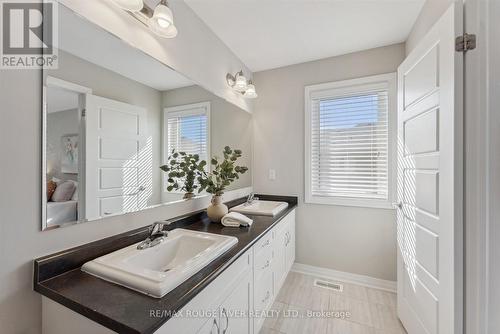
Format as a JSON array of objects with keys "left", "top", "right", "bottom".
[{"left": 207, "top": 195, "right": 228, "bottom": 222}]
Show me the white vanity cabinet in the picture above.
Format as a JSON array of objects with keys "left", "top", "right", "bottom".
[
  {"left": 167, "top": 208, "right": 296, "bottom": 334},
  {"left": 254, "top": 209, "right": 296, "bottom": 333},
  {"left": 217, "top": 273, "right": 253, "bottom": 334},
  {"left": 195, "top": 272, "right": 253, "bottom": 334},
  {"left": 284, "top": 210, "right": 296, "bottom": 273},
  {"left": 42, "top": 209, "right": 296, "bottom": 334},
  {"left": 159, "top": 249, "right": 254, "bottom": 334}
]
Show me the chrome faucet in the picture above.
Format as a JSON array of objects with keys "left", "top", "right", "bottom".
[
  {"left": 246, "top": 193, "right": 259, "bottom": 205},
  {"left": 137, "top": 221, "right": 170, "bottom": 250}
]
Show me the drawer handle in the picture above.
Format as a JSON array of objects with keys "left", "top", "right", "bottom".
[
  {"left": 261, "top": 260, "right": 270, "bottom": 270},
  {"left": 221, "top": 308, "right": 229, "bottom": 334},
  {"left": 211, "top": 318, "right": 219, "bottom": 334},
  {"left": 261, "top": 239, "right": 270, "bottom": 248},
  {"left": 261, "top": 291, "right": 270, "bottom": 304}
]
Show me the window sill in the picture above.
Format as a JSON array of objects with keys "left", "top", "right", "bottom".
[{"left": 305, "top": 195, "right": 395, "bottom": 210}]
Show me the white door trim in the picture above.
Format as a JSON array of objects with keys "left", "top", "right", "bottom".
[{"left": 46, "top": 76, "right": 92, "bottom": 94}]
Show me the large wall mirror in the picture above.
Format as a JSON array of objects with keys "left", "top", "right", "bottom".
[{"left": 42, "top": 5, "right": 252, "bottom": 230}]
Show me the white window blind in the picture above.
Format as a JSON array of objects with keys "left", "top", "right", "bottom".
[
  {"left": 305, "top": 74, "right": 395, "bottom": 208},
  {"left": 166, "top": 105, "right": 209, "bottom": 161}
]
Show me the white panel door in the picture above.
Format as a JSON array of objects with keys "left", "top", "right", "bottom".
[
  {"left": 396, "top": 3, "right": 463, "bottom": 334},
  {"left": 85, "top": 94, "right": 148, "bottom": 220}
]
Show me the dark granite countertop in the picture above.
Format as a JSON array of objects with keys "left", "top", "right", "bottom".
[{"left": 34, "top": 195, "right": 297, "bottom": 334}]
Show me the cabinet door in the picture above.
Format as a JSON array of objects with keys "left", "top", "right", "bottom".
[
  {"left": 285, "top": 211, "right": 296, "bottom": 272},
  {"left": 219, "top": 272, "right": 253, "bottom": 334},
  {"left": 196, "top": 317, "right": 220, "bottom": 334},
  {"left": 272, "top": 222, "right": 288, "bottom": 293}
]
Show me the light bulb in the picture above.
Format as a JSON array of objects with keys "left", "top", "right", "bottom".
[
  {"left": 110, "top": 0, "right": 143, "bottom": 12},
  {"left": 157, "top": 18, "right": 170, "bottom": 28},
  {"left": 244, "top": 82, "right": 258, "bottom": 99},
  {"left": 234, "top": 72, "right": 248, "bottom": 92}
]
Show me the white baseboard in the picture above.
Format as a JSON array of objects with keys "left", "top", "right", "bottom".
[{"left": 291, "top": 263, "right": 396, "bottom": 293}]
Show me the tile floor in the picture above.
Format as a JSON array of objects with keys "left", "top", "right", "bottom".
[{"left": 260, "top": 271, "right": 407, "bottom": 334}]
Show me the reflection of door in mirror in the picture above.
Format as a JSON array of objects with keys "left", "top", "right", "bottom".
[{"left": 85, "top": 95, "right": 149, "bottom": 221}]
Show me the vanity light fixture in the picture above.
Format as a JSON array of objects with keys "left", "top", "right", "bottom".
[
  {"left": 149, "top": 0, "right": 178, "bottom": 38},
  {"left": 226, "top": 71, "right": 258, "bottom": 99},
  {"left": 109, "top": 0, "right": 178, "bottom": 39}
]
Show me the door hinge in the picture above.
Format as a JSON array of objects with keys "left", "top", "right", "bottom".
[
  {"left": 81, "top": 108, "right": 86, "bottom": 117},
  {"left": 455, "top": 33, "right": 476, "bottom": 52}
]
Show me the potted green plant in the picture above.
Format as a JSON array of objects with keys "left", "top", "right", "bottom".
[
  {"left": 160, "top": 150, "right": 207, "bottom": 200},
  {"left": 198, "top": 146, "right": 249, "bottom": 222}
]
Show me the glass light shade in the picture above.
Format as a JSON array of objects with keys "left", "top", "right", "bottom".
[
  {"left": 150, "top": 22, "right": 178, "bottom": 38},
  {"left": 111, "top": 0, "right": 143, "bottom": 12},
  {"left": 234, "top": 73, "right": 248, "bottom": 92},
  {"left": 149, "top": 4, "right": 178, "bottom": 38},
  {"left": 244, "top": 83, "right": 258, "bottom": 99}
]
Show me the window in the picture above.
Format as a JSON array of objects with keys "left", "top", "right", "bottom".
[
  {"left": 163, "top": 102, "right": 210, "bottom": 194},
  {"left": 305, "top": 73, "right": 396, "bottom": 208}
]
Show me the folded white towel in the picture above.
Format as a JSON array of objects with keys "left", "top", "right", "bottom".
[{"left": 221, "top": 212, "right": 253, "bottom": 227}]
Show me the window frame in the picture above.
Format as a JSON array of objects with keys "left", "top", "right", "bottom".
[
  {"left": 162, "top": 102, "right": 211, "bottom": 196},
  {"left": 304, "top": 73, "right": 397, "bottom": 209}
]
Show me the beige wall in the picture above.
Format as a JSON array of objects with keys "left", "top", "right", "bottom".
[
  {"left": 253, "top": 44, "right": 405, "bottom": 281},
  {"left": 162, "top": 86, "right": 253, "bottom": 192},
  {"left": 406, "top": 0, "right": 454, "bottom": 54}
]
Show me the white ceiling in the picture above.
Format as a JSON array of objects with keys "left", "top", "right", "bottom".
[
  {"left": 184, "top": 0, "right": 425, "bottom": 72},
  {"left": 47, "top": 86, "right": 79, "bottom": 113}
]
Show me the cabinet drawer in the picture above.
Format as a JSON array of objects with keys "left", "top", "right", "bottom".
[
  {"left": 254, "top": 244, "right": 273, "bottom": 279},
  {"left": 255, "top": 271, "right": 273, "bottom": 311},
  {"left": 254, "top": 231, "right": 273, "bottom": 254}
]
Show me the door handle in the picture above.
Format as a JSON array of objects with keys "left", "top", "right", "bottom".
[
  {"left": 392, "top": 202, "right": 403, "bottom": 209},
  {"left": 127, "top": 186, "right": 146, "bottom": 196}
]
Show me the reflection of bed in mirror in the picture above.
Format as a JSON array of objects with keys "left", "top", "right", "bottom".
[
  {"left": 47, "top": 201, "right": 78, "bottom": 227},
  {"left": 41, "top": 4, "right": 252, "bottom": 230}
]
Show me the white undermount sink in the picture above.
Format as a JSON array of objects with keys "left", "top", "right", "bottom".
[
  {"left": 81, "top": 229, "right": 238, "bottom": 298},
  {"left": 230, "top": 200, "right": 289, "bottom": 217}
]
